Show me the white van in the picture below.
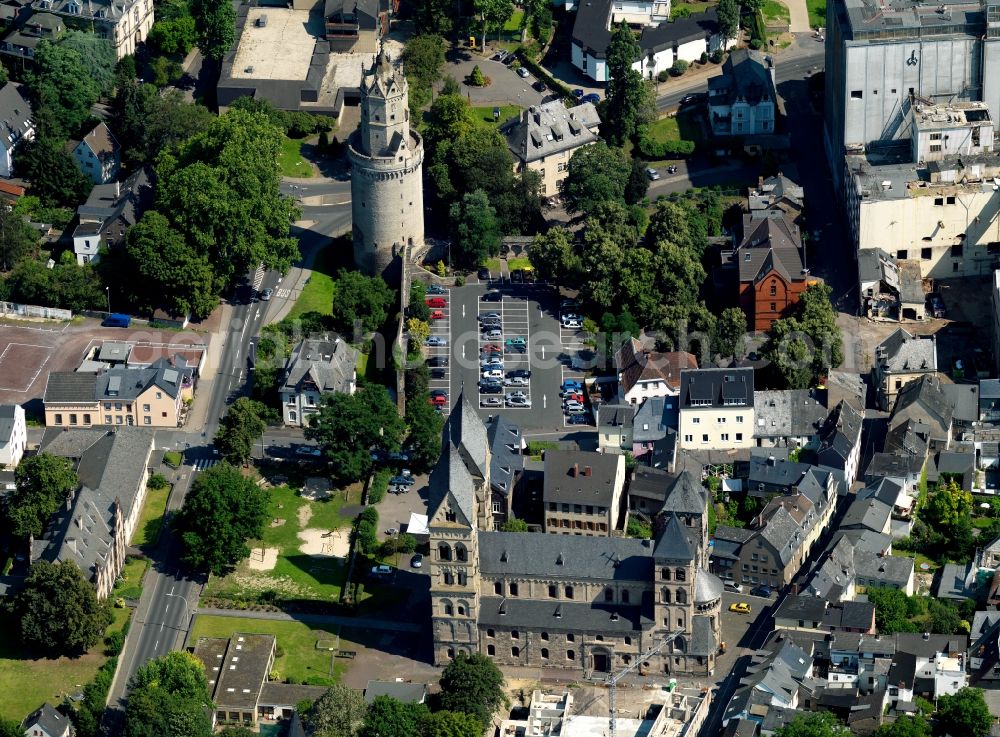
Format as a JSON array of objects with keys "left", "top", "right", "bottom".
[{"left": 482, "top": 369, "right": 503, "bottom": 380}]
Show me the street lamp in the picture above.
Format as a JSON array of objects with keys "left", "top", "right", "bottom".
[{"left": 105, "top": 287, "right": 111, "bottom": 314}]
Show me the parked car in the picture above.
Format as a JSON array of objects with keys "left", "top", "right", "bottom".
[
  {"left": 572, "top": 88, "right": 584, "bottom": 99},
  {"left": 505, "top": 336, "right": 526, "bottom": 346},
  {"left": 481, "top": 396, "right": 503, "bottom": 407},
  {"left": 666, "top": 165, "right": 678, "bottom": 174},
  {"left": 481, "top": 344, "right": 503, "bottom": 355},
  {"left": 481, "top": 360, "right": 504, "bottom": 371},
  {"left": 491, "top": 50, "right": 508, "bottom": 62},
  {"left": 646, "top": 167, "right": 660, "bottom": 181},
  {"left": 510, "top": 270, "right": 523, "bottom": 283},
  {"left": 506, "top": 394, "right": 531, "bottom": 407},
  {"left": 681, "top": 93, "right": 706, "bottom": 105},
  {"left": 480, "top": 382, "right": 503, "bottom": 394},
  {"left": 484, "top": 329, "right": 502, "bottom": 340},
  {"left": 561, "top": 380, "right": 583, "bottom": 392},
  {"left": 504, "top": 376, "right": 529, "bottom": 386},
  {"left": 505, "top": 344, "right": 526, "bottom": 354},
  {"left": 431, "top": 368, "right": 446, "bottom": 379},
  {"left": 426, "top": 297, "right": 447, "bottom": 308},
  {"left": 729, "top": 601, "right": 751, "bottom": 614},
  {"left": 563, "top": 392, "right": 584, "bottom": 403},
  {"left": 426, "top": 284, "right": 446, "bottom": 295},
  {"left": 103, "top": 313, "right": 132, "bottom": 328},
  {"left": 428, "top": 356, "right": 449, "bottom": 367},
  {"left": 508, "top": 369, "right": 531, "bottom": 379},
  {"left": 482, "top": 369, "right": 503, "bottom": 380},
  {"left": 427, "top": 336, "right": 447, "bottom": 346},
  {"left": 478, "top": 267, "right": 491, "bottom": 280},
  {"left": 260, "top": 288, "right": 273, "bottom": 301},
  {"left": 482, "top": 290, "right": 502, "bottom": 302},
  {"left": 296, "top": 446, "right": 322, "bottom": 457},
  {"left": 479, "top": 312, "right": 501, "bottom": 321},
  {"left": 430, "top": 310, "right": 445, "bottom": 320},
  {"left": 371, "top": 564, "right": 392, "bottom": 576},
  {"left": 750, "top": 585, "right": 773, "bottom": 598},
  {"left": 517, "top": 67, "right": 529, "bottom": 78},
  {"left": 565, "top": 406, "right": 588, "bottom": 415},
  {"left": 563, "top": 400, "right": 584, "bottom": 411},
  {"left": 567, "top": 414, "right": 590, "bottom": 425},
  {"left": 563, "top": 319, "right": 582, "bottom": 329},
  {"left": 532, "top": 80, "right": 546, "bottom": 92},
  {"left": 560, "top": 299, "right": 580, "bottom": 310},
  {"left": 388, "top": 451, "right": 410, "bottom": 462},
  {"left": 429, "top": 392, "right": 448, "bottom": 406},
  {"left": 410, "top": 553, "right": 423, "bottom": 568},
  {"left": 390, "top": 475, "right": 415, "bottom": 486},
  {"left": 724, "top": 582, "right": 743, "bottom": 593},
  {"left": 581, "top": 93, "right": 600, "bottom": 104}
]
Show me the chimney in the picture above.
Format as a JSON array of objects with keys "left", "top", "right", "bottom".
[
  {"left": 572, "top": 463, "right": 578, "bottom": 477},
  {"left": 584, "top": 466, "right": 592, "bottom": 476},
  {"left": 767, "top": 455, "right": 776, "bottom": 466}
]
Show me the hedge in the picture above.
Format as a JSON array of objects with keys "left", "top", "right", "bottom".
[
  {"left": 636, "top": 135, "right": 696, "bottom": 159},
  {"left": 516, "top": 51, "right": 577, "bottom": 106},
  {"left": 367, "top": 469, "right": 392, "bottom": 505}
]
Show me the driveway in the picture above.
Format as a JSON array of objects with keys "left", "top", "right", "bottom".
[
  {"left": 785, "top": 0, "right": 813, "bottom": 32},
  {"left": 442, "top": 48, "right": 546, "bottom": 109}
]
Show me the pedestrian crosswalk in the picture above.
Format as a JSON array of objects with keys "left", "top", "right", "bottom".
[
  {"left": 252, "top": 264, "right": 266, "bottom": 291},
  {"left": 190, "top": 458, "right": 219, "bottom": 471}
]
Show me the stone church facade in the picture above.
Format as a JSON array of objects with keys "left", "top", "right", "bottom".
[{"left": 428, "top": 395, "right": 724, "bottom": 677}]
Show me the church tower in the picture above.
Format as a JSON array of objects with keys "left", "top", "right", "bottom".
[{"left": 347, "top": 48, "right": 425, "bottom": 282}]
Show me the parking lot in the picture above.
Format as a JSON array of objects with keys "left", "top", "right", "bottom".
[{"left": 425, "top": 286, "right": 453, "bottom": 409}]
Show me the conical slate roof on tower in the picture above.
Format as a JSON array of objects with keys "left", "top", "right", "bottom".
[{"left": 653, "top": 512, "right": 695, "bottom": 561}]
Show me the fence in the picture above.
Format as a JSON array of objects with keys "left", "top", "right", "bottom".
[{"left": 0, "top": 301, "right": 72, "bottom": 321}]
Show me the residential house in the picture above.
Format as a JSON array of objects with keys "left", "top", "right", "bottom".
[
  {"left": 0, "top": 11, "right": 62, "bottom": 62},
  {"left": 31, "top": 428, "right": 154, "bottom": 598},
  {"left": 805, "top": 535, "right": 915, "bottom": 600},
  {"left": 926, "top": 449, "right": 975, "bottom": 491},
  {"left": 864, "top": 453, "right": 924, "bottom": 490},
  {"left": 888, "top": 634, "right": 968, "bottom": 702},
  {"left": 825, "top": 370, "right": 867, "bottom": 413},
  {"left": 543, "top": 450, "right": 625, "bottom": 535},
  {"left": 734, "top": 210, "right": 814, "bottom": 332},
  {"left": 856, "top": 476, "right": 915, "bottom": 529},
  {"left": 872, "top": 328, "right": 937, "bottom": 411},
  {"left": 942, "top": 383, "right": 979, "bottom": 431},
  {"left": 0, "top": 82, "right": 32, "bottom": 178},
  {"left": 632, "top": 395, "right": 679, "bottom": 463},
  {"left": 501, "top": 100, "right": 600, "bottom": 198},
  {"left": 886, "top": 374, "right": 954, "bottom": 454},
  {"left": 815, "top": 400, "right": 864, "bottom": 486},
  {"left": 708, "top": 49, "right": 777, "bottom": 137},
  {"left": 43, "top": 363, "right": 189, "bottom": 428},
  {"left": 773, "top": 595, "right": 876, "bottom": 635},
  {"left": 980, "top": 378, "right": 1000, "bottom": 424},
  {"left": 22, "top": 704, "right": 72, "bottom": 737},
  {"left": 194, "top": 632, "right": 327, "bottom": 726},
  {"left": 364, "top": 681, "right": 427, "bottom": 705},
  {"left": 721, "top": 639, "right": 813, "bottom": 729},
  {"left": 571, "top": 0, "right": 730, "bottom": 83},
  {"left": 279, "top": 336, "right": 358, "bottom": 427},
  {"left": 627, "top": 465, "right": 676, "bottom": 515},
  {"left": 615, "top": 338, "right": 696, "bottom": 406},
  {"left": 72, "top": 122, "right": 119, "bottom": 184},
  {"left": 969, "top": 611, "right": 1000, "bottom": 686},
  {"left": 746, "top": 453, "right": 813, "bottom": 498},
  {"left": 752, "top": 390, "right": 828, "bottom": 448},
  {"left": 34, "top": 0, "right": 154, "bottom": 58},
  {"left": 486, "top": 415, "right": 523, "bottom": 526},
  {"left": 72, "top": 167, "right": 152, "bottom": 265},
  {"left": 0, "top": 403, "right": 25, "bottom": 468},
  {"left": 748, "top": 173, "right": 803, "bottom": 219},
  {"left": 678, "top": 367, "right": 754, "bottom": 450},
  {"left": 597, "top": 404, "right": 634, "bottom": 455},
  {"left": 0, "top": 0, "right": 32, "bottom": 32},
  {"left": 324, "top": 0, "right": 384, "bottom": 52},
  {"left": 840, "top": 495, "right": 892, "bottom": 536}
]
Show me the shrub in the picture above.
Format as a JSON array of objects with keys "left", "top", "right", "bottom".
[
  {"left": 699, "top": 52, "right": 708, "bottom": 64},
  {"left": 455, "top": 274, "right": 466, "bottom": 286},
  {"left": 657, "top": 69, "right": 670, "bottom": 83},
  {"left": 361, "top": 506, "right": 379, "bottom": 526},
  {"left": 670, "top": 59, "right": 689, "bottom": 76},
  {"left": 749, "top": 38, "right": 764, "bottom": 49},
  {"left": 355, "top": 520, "right": 378, "bottom": 554},
  {"left": 104, "top": 629, "right": 125, "bottom": 656},
  {"left": 368, "top": 469, "right": 391, "bottom": 505},
  {"left": 469, "top": 65, "right": 486, "bottom": 86},
  {"left": 635, "top": 135, "right": 696, "bottom": 159},
  {"left": 147, "top": 473, "right": 169, "bottom": 490},
  {"left": 711, "top": 48, "right": 725, "bottom": 63}
]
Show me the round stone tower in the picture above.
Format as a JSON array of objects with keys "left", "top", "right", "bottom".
[{"left": 347, "top": 48, "right": 425, "bottom": 282}]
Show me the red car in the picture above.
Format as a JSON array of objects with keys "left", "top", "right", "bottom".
[
  {"left": 429, "top": 393, "right": 448, "bottom": 406},
  {"left": 430, "top": 310, "right": 445, "bottom": 320},
  {"left": 426, "top": 297, "right": 447, "bottom": 308},
  {"left": 481, "top": 344, "right": 502, "bottom": 354},
  {"left": 563, "top": 392, "right": 584, "bottom": 403}
]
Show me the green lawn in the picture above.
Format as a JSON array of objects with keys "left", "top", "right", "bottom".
[
  {"left": 646, "top": 111, "right": 702, "bottom": 144},
  {"left": 189, "top": 614, "right": 347, "bottom": 685},
  {"left": 762, "top": 0, "right": 790, "bottom": 23},
  {"left": 503, "top": 9, "right": 524, "bottom": 32},
  {"left": 507, "top": 256, "right": 532, "bottom": 271},
  {"left": 131, "top": 483, "right": 171, "bottom": 548},
  {"left": 470, "top": 105, "right": 521, "bottom": 128},
  {"left": 675, "top": 0, "right": 715, "bottom": 11},
  {"left": 890, "top": 547, "right": 940, "bottom": 573},
  {"left": 203, "top": 485, "right": 360, "bottom": 603},
  {"left": 287, "top": 241, "right": 340, "bottom": 321},
  {"left": 0, "top": 608, "right": 130, "bottom": 722},
  {"left": 113, "top": 557, "right": 149, "bottom": 600},
  {"left": 163, "top": 450, "right": 182, "bottom": 468},
  {"left": 278, "top": 137, "right": 314, "bottom": 179},
  {"left": 807, "top": 0, "right": 826, "bottom": 28}
]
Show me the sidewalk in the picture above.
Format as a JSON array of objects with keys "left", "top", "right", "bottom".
[{"left": 194, "top": 606, "right": 423, "bottom": 632}]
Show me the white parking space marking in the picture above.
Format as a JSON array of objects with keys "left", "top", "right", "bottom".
[{"left": 427, "top": 288, "right": 453, "bottom": 411}]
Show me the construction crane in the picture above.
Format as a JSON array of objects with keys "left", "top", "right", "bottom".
[{"left": 606, "top": 629, "right": 685, "bottom": 737}]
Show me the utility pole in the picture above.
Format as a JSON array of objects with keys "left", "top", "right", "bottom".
[{"left": 607, "top": 629, "right": 685, "bottom": 737}]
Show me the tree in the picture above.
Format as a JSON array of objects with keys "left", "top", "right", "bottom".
[
  {"left": 500, "top": 517, "right": 529, "bottom": 532},
  {"left": 714, "top": 308, "right": 748, "bottom": 358},
  {"left": 603, "top": 22, "right": 654, "bottom": 146},
  {"left": 123, "top": 211, "right": 218, "bottom": 318},
  {"left": 625, "top": 156, "right": 650, "bottom": 205},
  {"left": 302, "top": 684, "right": 367, "bottom": 737},
  {"left": 773, "top": 712, "right": 852, "bottom": 737},
  {"left": 561, "top": 143, "right": 631, "bottom": 212},
  {"left": 358, "top": 696, "right": 428, "bottom": 737},
  {"left": 450, "top": 190, "right": 501, "bottom": 266},
  {"left": 215, "top": 397, "right": 268, "bottom": 465},
  {"left": 404, "top": 396, "right": 444, "bottom": 473},
  {"left": 0, "top": 719, "right": 24, "bottom": 737},
  {"left": 764, "top": 283, "right": 843, "bottom": 388},
  {"left": 125, "top": 652, "right": 213, "bottom": 737},
  {"left": 873, "top": 715, "right": 931, "bottom": 737},
  {"left": 15, "top": 134, "right": 91, "bottom": 206},
  {"left": 147, "top": 16, "right": 198, "bottom": 57},
  {"left": 112, "top": 85, "right": 214, "bottom": 167},
  {"left": 438, "top": 652, "right": 507, "bottom": 728},
  {"left": 924, "top": 478, "right": 973, "bottom": 531},
  {"left": 10, "top": 452, "right": 78, "bottom": 539},
  {"left": 407, "top": 318, "right": 431, "bottom": 346},
  {"left": 403, "top": 35, "right": 446, "bottom": 91},
  {"left": 190, "top": 0, "right": 236, "bottom": 61},
  {"left": 156, "top": 109, "right": 300, "bottom": 286},
  {"left": 423, "top": 711, "right": 483, "bottom": 737},
  {"left": 528, "top": 228, "right": 581, "bottom": 288},
  {"left": 412, "top": 0, "right": 453, "bottom": 34},
  {"left": 58, "top": 31, "right": 116, "bottom": 96},
  {"left": 329, "top": 270, "right": 394, "bottom": 337},
  {"left": 717, "top": 0, "right": 739, "bottom": 46},
  {"left": 935, "top": 688, "right": 992, "bottom": 737},
  {"left": 305, "top": 384, "right": 406, "bottom": 486},
  {"left": 173, "top": 463, "right": 270, "bottom": 575},
  {"left": 0, "top": 200, "right": 39, "bottom": 271},
  {"left": 468, "top": 65, "right": 486, "bottom": 86},
  {"left": 866, "top": 587, "right": 918, "bottom": 634},
  {"left": 473, "top": 0, "right": 514, "bottom": 50},
  {"left": 26, "top": 42, "right": 99, "bottom": 138},
  {"left": 17, "top": 560, "right": 112, "bottom": 655},
  {"left": 424, "top": 94, "right": 474, "bottom": 151}
]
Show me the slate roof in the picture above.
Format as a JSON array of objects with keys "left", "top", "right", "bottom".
[
  {"left": 487, "top": 415, "right": 522, "bottom": 497},
  {"left": 875, "top": 328, "right": 937, "bottom": 374},
  {"left": 823, "top": 600, "right": 875, "bottom": 631},
  {"left": 864, "top": 452, "right": 925, "bottom": 480},
  {"left": 736, "top": 214, "right": 804, "bottom": 283},
  {"left": 753, "top": 390, "right": 827, "bottom": 439},
  {"left": 95, "top": 365, "right": 184, "bottom": 401},
  {"left": 478, "top": 595, "right": 655, "bottom": 632},
  {"left": 759, "top": 504, "right": 809, "bottom": 567},
  {"left": 982, "top": 378, "right": 1000, "bottom": 401},
  {"left": 748, "top": 173, "right": 803, "bottom": 212},
  {"left": 680, "top": 367, "right": 753, "bottom": 409},
  {"left": 543, "top": 449, "right": 622, "bottom": 506},
  {"left": 572, "top": 1, "right": 720, "bottom": 57},
  {"left": 445, "top": 392, "right": 489, "bottom": 480},
  {"left": 78, "top": 121, "right": 119, "bottom": 161},
  {"left": 653, "top": 512, "right": 696, "bottom": 561},
  {"left": 840, "top": 496, "right": 892, "bottom": 533},
  {"left": 825, "top": 370, "right": 867, "bottom": 412},
  {"left": 659, "top": 470, "right": 707, "bottom": 516},
  {"left": 502, "top": 100, "right": 600, "bottom": 165},
  {"left": 194, "top": 633, "right": 274, "bottom": 710},
  {"left": 32, "top": 429, "right": 154, "bottom": 586},
  {"left": 0, "top": 82, "right": 32, "bottom": 154},
  {"left": 816, "top": 400, "right": 863, "bottom": 467},
  {"left": 597, "top": 404, "right": 634, "bottom": 432},
  {"left": 43, "top": 372, "right": 98, "bottom": 403},
  {"left": 747, "top": 455, "right": 812, "bottom": 491},
  {"left": 774, "top": 594, "right": 827, "bottom": 623},
  {"left": 943, "top": 382, "right": 979, "bottom": 424},
  {"left": 632, "top": 395, "right": 677, "bottom": 442},
  {"left": 937, "top": 561, "right": 977, "bottom": 600},
  {"left": 22, "top": 703, "right": 70, "bottom": 737},
  {"left": 428, "top": 444, "right": 478, "bottom": 526},
  {"left": 690, "top": 614, "right": 717, "bottom": 655},
  {"left": 709, "top": 49, "right": 776, "bottom": 107},
  {"left": 890, "top": 374, "right": 953, "bottom": 439},
  {"left": 628, "top": 466, "right": 672, "bottom": 505},
  {"left": 281, "top": 336, "right": 357, "bottom": 396},
  {"left": 478, "top": 531, "right": 654, "bottom": 581},
  {"left": 77, "top": 166, "right": 153, "bottom": 228},
  {"left": 694, "top": 568, "right": 724, "bottom": 604},
  {"left": 615, "top": 338, "right": 697, "bottom": 396},
  {"left": 894, "top": 633, "right": 967, "bottom": 658},
  {"left": 0, "top": 404, "right": 19, "bottom": 442}
]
